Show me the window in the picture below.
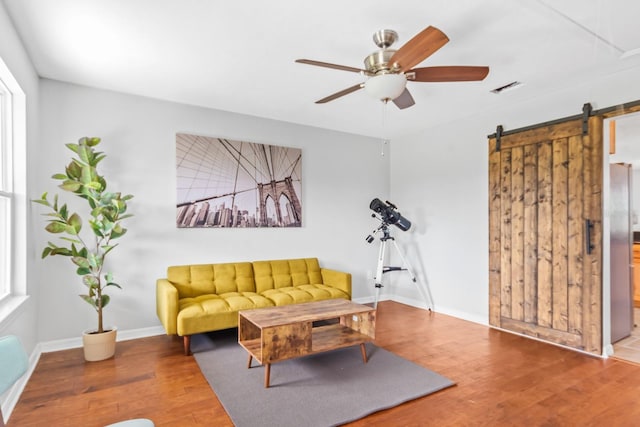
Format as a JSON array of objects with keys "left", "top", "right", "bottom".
[
  {"left": 0, "top": 55, "right": 27, "bottom": 319},
  {"left": 0, "top": 77, "right": 11, "bottom": 302}
]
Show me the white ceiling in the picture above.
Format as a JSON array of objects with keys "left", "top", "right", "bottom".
[{"left": 3, "top": 0, "right": 640, "bottom": 139}]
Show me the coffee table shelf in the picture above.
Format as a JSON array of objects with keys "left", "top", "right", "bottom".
[{"left": 238, "top": 299, "right": 376, "bottom": 387}]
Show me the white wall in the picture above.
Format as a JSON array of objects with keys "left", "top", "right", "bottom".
[
  {"left": 390, "top": 64, "right": 640, "bottom": 326},
  {"left": 35, "top": 79, "right": 388, "bottom": 341},
  {"left": 0, "top": 0, "right": 39, "bottom": 355}
]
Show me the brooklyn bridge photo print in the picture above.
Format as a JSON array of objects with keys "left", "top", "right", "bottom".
[{"left": 176, "top": 133, "right": 302, "bottom": 228}]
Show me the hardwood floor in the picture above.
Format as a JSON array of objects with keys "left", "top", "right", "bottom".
[{"left": 8, "top": 301, "right": 640, "bottom": 426}]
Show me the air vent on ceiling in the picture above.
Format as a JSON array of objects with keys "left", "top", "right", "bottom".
[{"left": 490, "top": 81, "right": 523, "bottom": 94}]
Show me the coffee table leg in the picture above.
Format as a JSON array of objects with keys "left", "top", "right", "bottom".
[
  {"left": 360, "top": 343, "right": 368, "bottom": 363},
  {"left": 264, "top": 363, "right": 271, "bottom": 388},
  {"left": 247, "top": 354, "right": 253, "bottom": 369}
]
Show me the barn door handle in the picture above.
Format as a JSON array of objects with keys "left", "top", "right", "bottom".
[{"left": 585, "top": 219, "right": 595, "bottom": 254}]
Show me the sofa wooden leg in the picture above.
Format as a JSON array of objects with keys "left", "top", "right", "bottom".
[{"left": 183, "top": 335, "right": 191, "bottom": 356}]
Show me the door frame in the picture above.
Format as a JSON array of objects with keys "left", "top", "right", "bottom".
[{"left": 602, "top": 108, "right": 640, "bottom": 355}]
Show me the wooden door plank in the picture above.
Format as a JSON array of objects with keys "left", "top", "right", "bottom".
[
  {"left": 552, "top": 139, "right": 569, "bottom": 331},
  {"left": 500, "top": 317, "right": 582, "bottom": 348},
  {"left": 499, "top": 119, "right": 582, "bottom": 149},
  {"left": 537, "top": 141, "right": 553, "bottom": 328},
  {"left": 489, "top": 138, "right": 502, "bottom": 327},
  {"left": 583, "top": 116, "right": 603, "bottom": 353},
  {"left": 511, "top": 146, "right": 525, "bottom": 321},
  {"left": 567, "top": 135, "right": 584, "bottom": 336},
  {"left": 500, "top": 149, "right": 513, "bottom": 319},
  {"left": 523, "top": 144, "right": 538, "bottom": 323}
]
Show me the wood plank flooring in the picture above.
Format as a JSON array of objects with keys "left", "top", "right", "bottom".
[{"left": 8, "top": 301, "right": 640, "bottom": 426}]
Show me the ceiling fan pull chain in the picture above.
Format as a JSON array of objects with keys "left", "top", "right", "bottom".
[{"left": 381, "top": 100, "right": 388, "bottom": 156}]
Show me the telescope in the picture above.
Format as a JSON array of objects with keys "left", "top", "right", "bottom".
[{"left": 369, "top": 198, "right": 411, "bottom": 232}]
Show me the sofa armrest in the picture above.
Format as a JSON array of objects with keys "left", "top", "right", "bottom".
[
  {"left": 320, "top": 268, "right": 352, "bottom": 298},
  {"left": 156, "top": 279, "right": 179, "bottom": 335}
]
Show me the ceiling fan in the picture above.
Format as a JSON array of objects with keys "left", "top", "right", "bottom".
[{"left": 295, "top": 26, "right": 489, "bottom": 109}]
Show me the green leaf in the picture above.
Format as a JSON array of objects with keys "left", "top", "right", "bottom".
[
  {"left": 32, "top": 198, "right": 50, "bottom": 207},
  {"left": 100, "top": 294, "right": 110, "bottom": 308},
  {"left": 66, "top": 161, "right": 82, "bottom": 179},
  {"left": 60, "top": 181, "right": 82, "bottom": 192},
  {"left": 71, "top": 256, "right": 90, "bottom": 269},
  {"left": 90, "top": 221, "right": 105, "bottom": 238},
  {"left": 80, "top": 164, "right": 93, "bottom": 184},
  {"left": 59, "top": 204, "right": 68, "bottom": 220},
  {"left": 50, "top": 247, "right": 72, "bottom": 256},
  {"left": 110, "top": 223, "right": 127, "bottom": 239},
  {"left": 79, "top": 295, "right": 98, "bottom": 309},
  {"left": 83, "top": 275, "right": 99, "bottom": 287},
  {"left": 86, "top": 137, "right": 101, "bottom": 147},
  {"left": 60, "top": 236, "right": 82, "bottom": 244},
  {"left": 93, "top": 154, "right": 106, "bottom": 165},
  {"left": 65, "top": 143, "right": 80, "bottom": 154},
  {"left": 51, "top": 173, "right": 67, "bottom": 180},
  {"left": 105, "top": 282, "right": 122, "bottom": 289},
  {"left": 41, "top": 247, "right": 52, "bottom": 258},
  {"left": 68, "top": 213, "right": 82, "bottom": 234},
  {"left": 76, "top": 267, "right": 91, "bottom": 275},
  {"left": 85, "top": 181, "right": 102, "bottom": 190},
  {"left": 104, "top": 272, "right": 114, "bottom": 283},
  {"left": 45, "top": 221, "right": 67, "bottom": 233},
  {"left": 87, "top": 252, "right": 100, "bottom": 269}
]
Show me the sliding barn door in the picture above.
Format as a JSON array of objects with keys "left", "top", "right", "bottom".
[{"left": 488, "top": 116, "right": 603, "bottom": 354}]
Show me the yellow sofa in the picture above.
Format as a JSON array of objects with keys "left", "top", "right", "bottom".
[{"left": 156, "top": 257, "right": 351, "bottom": 354}]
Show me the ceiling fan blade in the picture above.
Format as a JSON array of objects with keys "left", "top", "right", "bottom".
[
  {"left": 315, "top": 83, "right": 364, "bottom": 104},
  {"left": 295, "top": 59, "right": 367, "bottom": 74},
  {"left": 389, "top": 26, "right": 449, "bottom": 72},
  {"left": 392, "top": 88, "right": 415, "bottom": 110},
  {"left": 409, "top": 66, "right": 490, "bottom": 82}
]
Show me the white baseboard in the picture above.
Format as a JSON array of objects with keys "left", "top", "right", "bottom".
[
  {"left": 362, "top": 294, "right": 489, "bottom": 327},
  {"left": 1, "top": 347, "right": 40, "bottom": 424},
  {"left": 38, "top": 325, "right": 166, "bottom": 353}
]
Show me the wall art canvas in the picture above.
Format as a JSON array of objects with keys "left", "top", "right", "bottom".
[{"left": 176, "top": 133, "right": 302, "bottom": 228}]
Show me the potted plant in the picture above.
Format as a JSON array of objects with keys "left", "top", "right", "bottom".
[{"left": 33, "top": 137, "right": 133, "bottom": 361}]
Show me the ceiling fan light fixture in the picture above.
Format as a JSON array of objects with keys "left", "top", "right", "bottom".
[{"left": 364, "top": 73, "right": 407, "bottom": 102}]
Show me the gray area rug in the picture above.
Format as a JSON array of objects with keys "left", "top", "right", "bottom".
[{"left": 192, "top": 329, "right": 455, "bottom": 427}]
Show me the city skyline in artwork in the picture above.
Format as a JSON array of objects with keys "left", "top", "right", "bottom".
[{"left": 176, "top": 133, "right": 302, "bottom": 228}]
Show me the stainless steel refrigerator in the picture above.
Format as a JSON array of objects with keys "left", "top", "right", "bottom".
[{"left": 610, "top": 163, "right": 634, "bottom": 343}]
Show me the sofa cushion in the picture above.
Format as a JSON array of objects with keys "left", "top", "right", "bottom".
[
  {"left": 261, "top": 284, "right": 349, "bottom": 306},
  {"left": 177, "top": 291, "right": 274, "bottom": 335},
  {"left": 167, "top": 262, "right": 255, "bottom": 298},
  {"left": 253, "top": 258, "right": 323, "bottom": 293}
]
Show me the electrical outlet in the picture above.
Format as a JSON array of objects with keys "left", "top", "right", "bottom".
[{"left": 352, "top": 315, "right": 358, "bottom": 322}]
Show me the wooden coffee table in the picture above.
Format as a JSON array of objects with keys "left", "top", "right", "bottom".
[{"left": 238, "top": 299, "right": 376, "bottom": 387}]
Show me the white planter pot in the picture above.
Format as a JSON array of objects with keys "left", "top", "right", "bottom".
[{"left": 82, "top": 327, "right": 117, "bottom": 362}]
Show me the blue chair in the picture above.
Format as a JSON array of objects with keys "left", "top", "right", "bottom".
[
  {"left": 0, "top": 335, "right": 29, "bottom": 427},
  {"left": 0, "top": 335, "right": 153, "bottom": 427}
]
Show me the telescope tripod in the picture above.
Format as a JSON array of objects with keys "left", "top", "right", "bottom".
[{"left": 371, "top": 224, "right": 432, "bottom": 310}]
